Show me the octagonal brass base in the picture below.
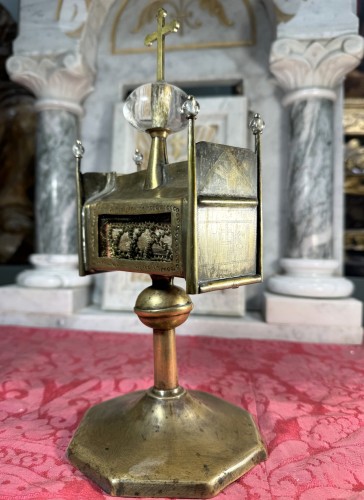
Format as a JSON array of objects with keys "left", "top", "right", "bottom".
[{"left": 68, "top": 387, "right": 267, "bottom": 498}]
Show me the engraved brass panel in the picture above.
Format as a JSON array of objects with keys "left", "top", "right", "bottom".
[
  {"left": 197, "top": 206, "right": 257, "bottom": 282},
  {"left": 85, "top": 199, "right": 183, "bottom": 276}
]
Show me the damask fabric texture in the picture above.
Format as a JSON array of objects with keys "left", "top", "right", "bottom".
[{"left": 0, "top": 326, "right": 363, "bottom": 500}]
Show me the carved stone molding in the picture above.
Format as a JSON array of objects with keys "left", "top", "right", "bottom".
[
  {"left": 6, "top": 52, "right": 95, "bottom": 115},
  {"left": 270, "top": 35, "right": 364, "bottom": 105},
  {"left": 270, "top": 0, "right": 300, "bottom": 24},
  {"left": 79, "top": 0, "right": 116, "bottom": 72}
]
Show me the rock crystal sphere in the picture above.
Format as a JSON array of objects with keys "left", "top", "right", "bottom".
[{"left": 123, "top": 82, "right": 189, "bottom": 133}]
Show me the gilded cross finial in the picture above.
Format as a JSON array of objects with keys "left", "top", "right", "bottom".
[{"left": 144, "top": 8, "right": 180, "bottom": 81}]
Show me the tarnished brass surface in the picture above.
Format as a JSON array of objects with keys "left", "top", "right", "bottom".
[
  {"left": 134, "top": 276, "right": 192, "bottom": 391},
  {"left": 185, "top": 97, "right": 199, "bottom": 294},
  {"left": 73, "top": 8, "right": 263, "bottom": 292},
  {"left": 144, "top": 129, "right": 168, "bottom": 190},
  {"left": 69, "top": 8, "right": 267, "bottom": 498},
  {"left": 68, "top": 388, "right": 267, "bottom": 498},
  {"left": 79, "top": 138, "right": 262, "bottom": 291},
  {"left": 68, "top": 278, "right": 267, "bottom": 497}
]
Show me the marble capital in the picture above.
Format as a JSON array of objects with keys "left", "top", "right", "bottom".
[
  {"left": 270, "top": 35, "right": 364, "bottom": 103},
  {"left": 6, "top": 52, "right": 95, "bottom": 115}
]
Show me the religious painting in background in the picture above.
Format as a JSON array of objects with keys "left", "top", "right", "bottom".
[
  {"left": 344, "top": 1, "right": 364, "bottom": 276},
  {"left": 0, "top": 5, "right": 36, "bottom": 265},
  {"left": 110, "top": 0, "right": 256, "bottom": 54}
]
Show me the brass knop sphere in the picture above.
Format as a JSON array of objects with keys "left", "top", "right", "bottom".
[{"left": 134, "top": 278, "right": 193, "bottom": 330}]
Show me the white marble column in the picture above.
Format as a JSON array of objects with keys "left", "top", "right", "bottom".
[
  {"left": 6, "top": 52, "right": 94, "bottom": 287},
  {"left": 268, "top": 35, "right": 364, "bottom": 298}
]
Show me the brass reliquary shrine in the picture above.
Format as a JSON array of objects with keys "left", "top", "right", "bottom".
[
  {"left": 75, "top": 56, "right": 263, "bottom": 295},
  {"left": 69, "top": 8, "right": 266, "bottom": 498}
]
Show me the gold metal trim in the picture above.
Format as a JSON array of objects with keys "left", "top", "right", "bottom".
[
  {"left": 198, "top": 197, "right": 258, "bottom": 207},
  {"left": 144, "top": 129, "right": 169, "bottom": 190},
  {"left": 186, "top": 113, "right": 198, "bottom": 294},
  {"left": 73, "top": 141, "right": 86, "bottom": 276},
  {"left": 199, "top": 274, "right": 262, "bottom": 293},
  {"left": 255, "top": 127, "right": 263, "bottom": 280},
  {"left": 111, "top": 0, "right": 256, "bottom": 54},
  {"left": 86, "top": 200, "right": 184, "bottom": 276}
]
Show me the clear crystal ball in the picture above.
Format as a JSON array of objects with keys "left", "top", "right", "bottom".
[
  {"left": 249, "top": 113, "right": 265, "bottom": 134},
  {"left": 123, "top": 82, "right": 189, "bottom": 133},
  {"left": 181, "top": 96, "right": 200, "bottom": 118},
  {"left": 72, "top": 140, "right": 84, "bottom": 158},
  {"left": 133, "top": 149, "right": 143, "bottom": 164}
]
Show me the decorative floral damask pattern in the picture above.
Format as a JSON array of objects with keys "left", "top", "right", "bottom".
[{"left": 0, "top": 326, "right": 363, "bottom": 499}]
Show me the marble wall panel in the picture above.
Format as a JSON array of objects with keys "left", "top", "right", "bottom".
[{"left": 14, "top": 0, "right": 76, "bottom": 54}]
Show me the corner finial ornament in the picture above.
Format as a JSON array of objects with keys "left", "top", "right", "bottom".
[
  {"left": 72, "top": 139, "right": 85, "bottom": 158},
  {"left": 181, "top": 95, "right": 200, "bottom": 119},
  {"left": 249, "top": 113, "right": 265, "bottom": 135}
]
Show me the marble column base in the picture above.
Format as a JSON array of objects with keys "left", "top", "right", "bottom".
[
  {"left": 264, "top": 292, "right": 362, "bottom": 327},
  {"left": 267, "top": 258, "right": 354, "bottom": 298},
  {"left": 16, "top": 254, "right": 92, "bottom": 289},
  {"left": 0, "top": 285, "right": 91, "bottom": 315}
]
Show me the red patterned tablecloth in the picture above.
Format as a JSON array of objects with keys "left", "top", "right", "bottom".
[{"left": 0, "top": 325, "right": 363, "bottom": 499}]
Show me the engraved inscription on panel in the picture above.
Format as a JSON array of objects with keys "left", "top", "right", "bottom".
[
  {"left": 198, "top": 207, "right": 257, "bottom": 280},
  {"left": 99, "top": 213, "right": 173, "bottom": 262},
  {"left": 196, "top": 143, "right": 257, "bottom": 199}
]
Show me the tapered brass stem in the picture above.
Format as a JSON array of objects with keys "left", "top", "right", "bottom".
[
  {"left": 134, "top": 276, "right": 192, "bottom": 393},
  {"left": 153, "top": 328, "right": 178, "bottom": 390},
  {"left": 69, "top": 277, "right": 268, "bottom": 497},
  {"left": 144, "top": 129, "right": 168, "bottom": 190}
]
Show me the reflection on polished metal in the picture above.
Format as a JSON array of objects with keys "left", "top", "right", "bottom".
[
  {"left": 68, "top": 8, "right": 266, "bottom": 498},
  {"left": 68, "top": 278, "right": 266, "bottom": 498}
]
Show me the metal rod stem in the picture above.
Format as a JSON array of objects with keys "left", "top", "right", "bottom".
[
  {"left": 186, "top": 115, "right": 198, "bottom": 293},
  {"left": 144, "top": 130, "right": 168, "bottom": 190},
  {"left": 153, "top": 328, "right": 178, "bottom": 390}
]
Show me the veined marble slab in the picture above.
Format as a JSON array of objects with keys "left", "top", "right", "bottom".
[
  {"left": 0, "top": 285, "right": 90, "bottom": 315},
  {"left": 264, "top": 292, "right": 362, "bottom": 327},
  {"left": 36, "top": 109, "right": 78, "bottom": 254},
  {"left": 0, "top": 306, "right": 361, "bottom": 345},
  {"left": 102, "top": 273, "right": 246, "bottom": 317}
]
